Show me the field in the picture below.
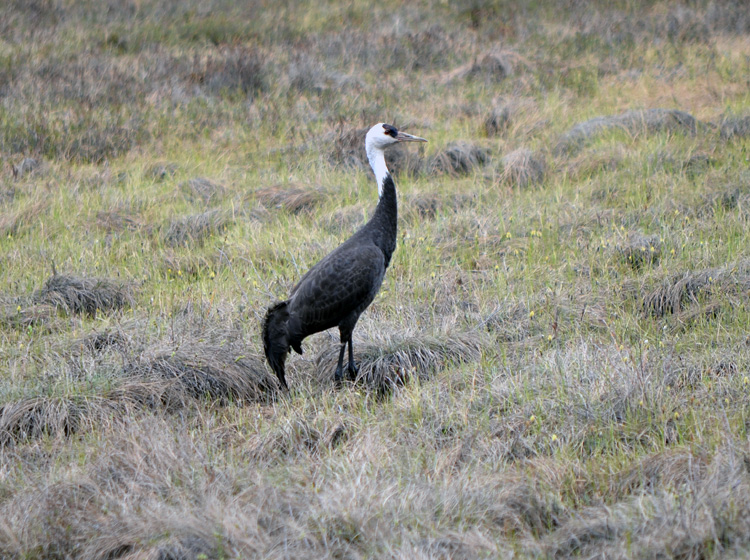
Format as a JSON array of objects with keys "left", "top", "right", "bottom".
[{"left": 1, "top": 0, "right": 750, "bottom": 557}]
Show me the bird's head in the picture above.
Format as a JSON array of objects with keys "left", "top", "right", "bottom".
[{"left": 365, "top": 123, "right": 427, "bottom": 153}]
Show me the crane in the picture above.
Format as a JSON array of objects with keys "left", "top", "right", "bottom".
[{"left": 263, "top": 123, "right": 427, "bottom": 389}]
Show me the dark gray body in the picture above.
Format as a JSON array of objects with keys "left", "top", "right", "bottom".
[{"left": 263, "top": 174, "right": 398, "bottom": 388}]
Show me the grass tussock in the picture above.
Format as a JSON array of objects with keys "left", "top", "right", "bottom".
[
  {"left": 179, "top": 176, "right": 226, "bottom": 203},
  {"left": 0, "top": 199, "right": 49, "bottom": 238},
  {"left": 500, "top": 148, "right": 546, "bottom": 188},
  {"left": 0, "top": 395, "right": 121, "bottom": 447},
  {"left": 314, "top": 330, "right": 484, "bottom": 390},
  {"left": 34, "top": 273, "right": 135, "bottom": 317},
  {"left": 555, "top": 108, "right": 699, "bottom": 156},
  {"left": 255, "top": 183, "right": 328, "bottom": 215},
  {"left": 123, "top": 344, "right": 278, "bottom": 407},
  {"left": 161, "top": 208, "right": 231, "bottom": 247},
  {"left": 720, "top": 115, "right": 750, "bottom": 140},
  {"left": 428, "top": 142, "right": 488, "bottom": 176},
  {"left": 640, "top": 259, "right": 750, "bottom": 317},
  {"left": 617, "top": 232, "right": 661, "bottom": 270}
]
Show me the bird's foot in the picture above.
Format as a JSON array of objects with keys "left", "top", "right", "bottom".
[
  {"left": 346, "top": 361, "right": 359, "bottom": 381},
  {"left": 333, "top": 366, "right": 344, "bottom": 387}
]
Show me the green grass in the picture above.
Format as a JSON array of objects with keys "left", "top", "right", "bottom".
[{"left": 1, "top": 0, "right": 750, "bottom": 557}]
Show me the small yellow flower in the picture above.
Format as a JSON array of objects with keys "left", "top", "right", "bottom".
[
  {"left": 725, "top": 398, "right": 730, "bottom": 405},
  {"left": 209, "top": 271, "right": 215, "bottom": 278},
  {"left": 529, "top": 415, "right": 536, "bottom": 422},
  {"left": 639, "top": 400, "right": 644, "bottom": 407},
  {"left": 177, "top": 269, "right": 182, "bottom": 276},
  {"left": 743, "top": 376, "right": 749, "bottom": 385},
  {"left": 670, "top": 248, "right": 675, "bottom": 255},
  {"left": 17, "top": 305, "right": 21, "bottom": 312},
  {"left": 674, "top": 411, "right": 679, "bottom": 420},
  {"left": 551, "top": 434, "right": 558, "bottom": 442},
  {"left": 529, "top": 310, "right": 535, "bottom": 318},
  {"left": 505, "top": 231, "right": 512, "bottom": 239},
  {"left": 494, "top": 264, "right": 499, "bottom": 270},
  {"left": 547, "top": 334, "right": 553, "bottom": 341}
]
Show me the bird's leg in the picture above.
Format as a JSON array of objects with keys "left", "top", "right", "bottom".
[
  {"left": 346, "top": 338, "right": 359, "bottom": 380},
  {"left": 333, "top": 341, "right": 347, "bottom": 385}
]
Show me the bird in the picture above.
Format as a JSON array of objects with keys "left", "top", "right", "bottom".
[{"left": 263, "top": 123, "right": 427, "bottom": 389}]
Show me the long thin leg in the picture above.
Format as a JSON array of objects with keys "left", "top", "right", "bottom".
[
  {"left": 346, "top": 338, "right": 359, "bottom": 380},
  {"left": 334, "top": 341, "right": 347, "bottom": 384}
]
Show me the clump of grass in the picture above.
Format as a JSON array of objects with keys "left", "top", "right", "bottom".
[
  {"left": 34, "top": 273, "right": 135, "bottom": 317},
  {"left": 555, "top": 108, "right": 698, "bottom": 155},
  {"left": 123, "top": 344, "right": 277, "bottom": 407},
  {"left": 720, "top": 115, "right": 750, "bottom": 140},
  {"left": 544, "top": 449, "right": 750, "bottom": 558},
  {"left": 189, "top": 46, "right": 267, "bottom": 97},
  {"left": 617, "top": 232, "right": 661, "bottom": 270},
  {"left": 314, "top": 330, "right": 484, "bottom": 391},
  {"left": 484, "top": 102, "right": 511, "bottom": 137},
  {"left": 161, "top": 208, "right": 231, "bottom": 247},
  {"left": 428, "top": 142, "right": 488, "bottom": 176},
  {"left": 443, "top": 50, "right": 516, "bottom": 84},
  {"left": 500, "top": 148, "right": 546, "bottom": 188},
  {"left": 95, "top": 209, "right": 144, "bottom": 233},
  {"left": 0, "top": 300, "right": 57, "bottom": 331},
  {"left": 403, "top": 192, "right": 474, "bottom": 222},
  {"left": 179, "top": 176, "right": 226, "bottom": 203},
  {"left": 0, "top": 395, "right": 121, "bottom": 447},
  {"left": 146, "top": 162, "right": 178, "bottom": 181},
  {"left": 0, "top": 199, "right": 49, "bottom": 238},
  {"left": 255, "top": 183, "right": 328, "bottom": 215},
  {"left": 641, "top": 260, "right": 750, "bottom": 316}
]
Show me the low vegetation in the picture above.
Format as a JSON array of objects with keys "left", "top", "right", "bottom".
[{"left": 1, "top": 0, "right": 750, "bottom": 557}]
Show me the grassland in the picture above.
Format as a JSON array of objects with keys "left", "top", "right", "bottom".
[{"left": 1, "top": 0, "right": 750, "bottom": 557}]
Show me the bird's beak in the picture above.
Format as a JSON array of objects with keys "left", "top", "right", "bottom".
[{"left": 395, "top": 131, "right": 427, "bottom": 143}]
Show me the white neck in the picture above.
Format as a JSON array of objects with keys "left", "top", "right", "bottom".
[{"left": 366, "top": 145, "right": 389, "bottom": 198}]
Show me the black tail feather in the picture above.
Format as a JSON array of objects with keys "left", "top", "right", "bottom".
[{"left": 262, "top": 301, "right": 291, "bottom": 389}]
